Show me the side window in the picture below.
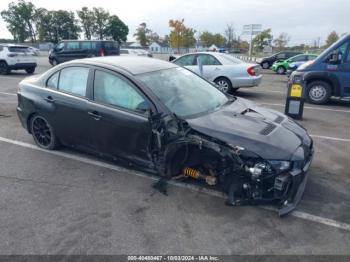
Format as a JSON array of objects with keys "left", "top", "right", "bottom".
[
  {"left": 276, "top": 53, "right": 286, "bottom": 59},
  {"left": 81, "top": 42, "right": 92, "bottom": 50},
  {"left": 0, "top": 45, "right": 3, "bottom": 51},
  {"left": 332, "top": 41, "right": 349, "bottom": 63},
  {"left": 346, "top": 43, "right": 350, "bottom": 63},
  {"left": 66, "top": 42, "right": 80, "bottom": 50},
  {"left": 292, "top": 55, "right": 307, "bottom": 62},
  {"left": 94, "top": 70, "right": 148, "bottom": 113},
  {"left": 174, "top": 55, "right": 195, "bottom": 66},
  {"left": 307, "top": 55, "right": 317, "bottom": 61},
  {"left": 47, "top": 71, "right": 60, "bottom": 89},
  {"left": 197, "top": 54, "right": 221, "bottom": 65},
  {"left": 58, "top": 67, "right": 89, "bottom": 97}
]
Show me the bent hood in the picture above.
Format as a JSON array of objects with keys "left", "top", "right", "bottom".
[{"left": 187, "top": 98, "right": 310, "bottom": 160}]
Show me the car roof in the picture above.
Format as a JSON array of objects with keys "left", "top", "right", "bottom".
[{"left": 73, "top": 56, "right": 178, "bottom": 75}]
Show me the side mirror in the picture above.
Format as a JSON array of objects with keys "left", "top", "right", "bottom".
[
  {"left": 136, "top": 101, "right": 151, "bottom": 113},
  {"left": 328, "top": 51, "right": 342, "bottom": 65}
]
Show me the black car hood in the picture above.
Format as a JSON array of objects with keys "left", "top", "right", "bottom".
[{"left": 187, "top": 98, "right": 309, "bottom": 160}]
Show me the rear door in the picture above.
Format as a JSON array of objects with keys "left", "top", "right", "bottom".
[
  {"left": 86, "top": 68, "right": 153, "bottom": 164},
  {"left": 44, "top": 66, "right": 93, "bottom": 148}
]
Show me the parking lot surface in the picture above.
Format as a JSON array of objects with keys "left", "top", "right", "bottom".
[{"left": 0, "top": 56, "right": 350, "bottom": 254}]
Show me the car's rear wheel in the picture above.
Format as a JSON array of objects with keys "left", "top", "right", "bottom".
[
  {"left": 0, "top": 61, "right": 9, "bottom": 75},
  {"left": 214, "top": 77, "right": 233, "bottom": 94},
  {"left": 25, "top": 67, "right": 35, "bottom": 74},
  {"left": 307, "top": 81, "right": 332, "bottom": 104},
  {"left": 30, "top": 115, "right": 59, "bottom": 150},
  {"left": 262, "top": 62, "right": 270, "bottom": 69},
  {"left": 277, "top": 66, "right": 286, "bottom": 75}
]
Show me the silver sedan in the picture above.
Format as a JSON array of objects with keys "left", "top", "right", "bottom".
[{"left": 173, "top": 52, "right": 262, "bottom": 93}]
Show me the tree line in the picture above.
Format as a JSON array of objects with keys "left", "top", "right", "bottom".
[{"left": 1, "top": 0, "right": 129, "bottom": 43}]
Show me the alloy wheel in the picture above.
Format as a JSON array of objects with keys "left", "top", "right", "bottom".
[
  {"left": 216, "top": 80, "right": 229, "bottom": 93},
  {"left": 32, "top": 116, "right": 52, "bottom": 147},
  {"left": 0, "top": 62, "right": 8, "bottom": 75}
]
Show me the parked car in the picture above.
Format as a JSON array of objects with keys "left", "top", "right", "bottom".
[
  {"left": 120, "top": 48, "right": 152, "bottom": 57},
  {"left": 257, "top": 51, "right": 302, "bottom": 69},
  {"left": 289, "top": 34, "right": 350, "bottom": 104},
  {"left": 271, "top": 54, "right": 318, "bottom": 75},
  {"left": 49, "top": 40, "right": 119, "bottom": 66},
  {"left": 0, "top": 44, "right": 37, "bottom": 75},
  {"left": 27, "top": 46, "right": 40, "bottom": 56},
  {"left": 172, "top": 52, "right": 262, "bottom": 93},
  {"left": 17, "top": 56, "right": 313, "bottom": 216}
]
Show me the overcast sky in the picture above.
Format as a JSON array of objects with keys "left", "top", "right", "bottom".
[{"left": 0, "top": 0, "right": 349, "bottom": 45}]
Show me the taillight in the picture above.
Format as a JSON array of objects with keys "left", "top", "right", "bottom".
[
  {"left": 8, "top": 53, "right": 18, "bottom": 57},
  {"left": 247, "top": 66, "right": 256, "bottom": 76},
  {"left": 99, "top": 48, "right": 105, "bottom": 56}
]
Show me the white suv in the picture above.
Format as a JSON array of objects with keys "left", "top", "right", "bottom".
[{"left": 0, "top": 44, "right": 37, "bottom": 75}]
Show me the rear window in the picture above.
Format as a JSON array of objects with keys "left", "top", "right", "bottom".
[
  {"left": 103, "top": 41, "right": 118, "bottom": 50},
  {"left": 8, "top": 46, "right": 29, "bottom": 53}
]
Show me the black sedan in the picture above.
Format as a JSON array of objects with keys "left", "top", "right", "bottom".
[{"left": 17, "top": 57, "right": 314, "bottom": 216}]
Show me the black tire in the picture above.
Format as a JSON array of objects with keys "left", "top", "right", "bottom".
[
  {"left": 30, "top": 114, "right": 59, "bottom": 150},
  {"left": 0, "top": 61, "right": 9, "bottom": 75},
  {"left": 51, "top": 58, "right": 58, "bottom": 67},
  {"left": 25, "top": 67, "right": 35, "bottom": 74},
  {"left": 307, "top": 81, "right": 332, "bottom": 104},
  {"left": 214, "top": 77, "right": 233, "bottom": 94},
  {"left": 277, "top": 66, "right": 286, "bottom": 75},
  {"left": 262, "top": 62, "right": 270, "bottom": 69}
]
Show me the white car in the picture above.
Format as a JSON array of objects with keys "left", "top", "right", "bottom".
[
  {"left": 173, "top": 52, "right": 262, "bottom": 93},
  {"left": 120, "top": 48, "right": 152, "bottom": 57},
  {"left": 0, "top": 44, "right": 37, "bottom": 75}
]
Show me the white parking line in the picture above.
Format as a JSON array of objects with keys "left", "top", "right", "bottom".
[
  {"left": 261, "top": 103, "right": 350, "bottom": 113},
  {"left": 0, "top": 135, "right": 350, "bottom": 232},
  {"left": 0, "top": 92, "right": 17, "bottom": 96}
]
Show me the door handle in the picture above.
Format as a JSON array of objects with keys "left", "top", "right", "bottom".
[
  {"left": 44, "top": 96, "right": 54, "bottom": 103},
  {"left": 88, "top": 111, "right": 102, "bottom": 120}
]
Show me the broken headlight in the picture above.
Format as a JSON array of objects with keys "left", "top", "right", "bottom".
[
  {"left": 268, "top": 160, "right": 291, "bottom": 174},
  {"left": 247, "top": 161, "right": 291, "bottom": 178}
]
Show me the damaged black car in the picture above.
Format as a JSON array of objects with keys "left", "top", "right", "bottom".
[{"left": 17, "top": 57, "right": 314, "bottom": 216}]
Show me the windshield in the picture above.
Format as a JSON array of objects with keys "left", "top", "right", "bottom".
[{"left": 137, "top": 67, "right": 229, "bottom": 118}]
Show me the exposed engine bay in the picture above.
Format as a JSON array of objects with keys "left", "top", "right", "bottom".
[{"left": 149, "top": 104, "right": 313, "bottom": 217}]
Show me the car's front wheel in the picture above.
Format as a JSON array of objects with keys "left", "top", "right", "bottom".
[
  {"left": 30, "top": 114, "right": 59, "bottom": 150},
  {"left": 214, "top": 77, "right": 233, "bottom": 94},
  {"left": 25, "top": 67, "right": 35, "bottom": 74},
  {"left": 277, "top": 66, "right": 286, "bottom": 75},
  {"left": 262, "top": 62, "right": 270, "bottom": 69},
  {"left": 51, "top": 58, "right": 58, "bottom": 66},
  {"left": 0, "top": 61, "right": 9, "bottom": 75},
  {"left": 307, "top": 81, "right": 332, "bottom": 104}
]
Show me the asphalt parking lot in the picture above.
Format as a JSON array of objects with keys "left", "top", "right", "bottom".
[{"left": 0, "top": 55, "right": 350, "bottom": 255}]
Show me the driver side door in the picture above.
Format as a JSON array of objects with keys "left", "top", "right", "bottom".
[{"left": 87, "top": 68, "right": 153, "bottom": 166}]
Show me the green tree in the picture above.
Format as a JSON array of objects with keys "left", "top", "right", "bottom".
[
  {"left": 200, "top": 31, "right": 226, "bottom": 47},
  {"left": 77, "top": 7, "right": 95, "bottom": 40},
  {"left": 273, "top": 32, "right": 290, "bottom": 51},
  {"left": 1, "top": 0, "right": 37, "bottom": 42},
  {"left": 105, "top": 15, "right": 128, "bottom": 43},
  {"left": 325, "top": 31, "right": 339, "bottom": 47},
  {"left": 51, "top": 10, "right": 81, "bottom": 42},
  {"left": 35, "top": 8, "right": 55, "bottom": 42},
  {"left": 134, "top": 22, "right": 149, "bottom": 46},
  {"left": 92, "top": 7, "right": 109, "bottom": 39},
  {"left": 252, "top": 29, "right": 272, "bottom": 52}
]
